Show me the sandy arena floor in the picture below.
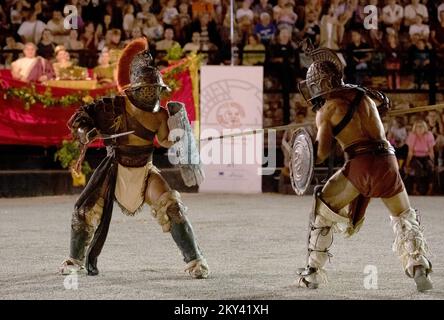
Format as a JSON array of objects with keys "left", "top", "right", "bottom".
[{"left": 0, "top": 193, "right": 443, "bottom": 300}]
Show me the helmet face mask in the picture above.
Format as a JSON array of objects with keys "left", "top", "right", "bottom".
[
  {"left": 125, "top": 85, "right": 163, "bottom": 112},
  {"left": 124, "top": 52, "right": 171, "bottom": 112},
  {"left": 299, "top": 60, "right": 344, "bottom": 110}
]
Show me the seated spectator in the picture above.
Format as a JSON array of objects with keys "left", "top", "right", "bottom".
[
  {"left": 439, "top": 1, "right": 444, "bottom": 23},
  {"left": 161, "top": 0, "right": 179, "bottom": 28},
  {"left": 268, "top": 28, "right": 298, "bottom": 124},
  {"left": 178, "top": 2, "right": 192, "bottom": 28},
  {"left": 253, "top": 12, "right": 276, "bottom": 46},
  {"left": 46, "top": 10, "right": 68, "bottom": 45},
  {"left": 426, "top": 110, "right": 444, "bottom": 139},
  {"left": 305, "top": 0, "right": 322, "bottom": 22},
  {"left": 253, "top": 0, "right": 273, "bottom": 23},
  {"left": 183, "top": 31, "right": 202, "bottom": 53},
  {"left": 10, "top": 1, "right": 25, "bottom": 34},
  {"left": 409, "top": 39, "right": 431, "bottom": 89},
  {"left": 348, "top": 0, "right": 367, "bottom": 30},
  {"left": 80, "top": 22, "right": 99, "bottom": 52},
  {"left": 427, "top": 110, "right": 444, "bottom": 163},
  {"left": 37, "top": 29, "right": 55, "bottom": 60},
  {"left": 143, "top": 15, "right": 164, "bottom": 42},
  {"left": 155, "top": 27, "right": 180, "bottom": 51},
  {"left": 382, "top": 0, "right": 404, "bottom": 32},
  {"left": 236, "top": 0, "right": 255, "bottom": 42},
  {"left": 11, "top": 42, "right": 55, "bottom": 83},
  {"left": 431, "top": 11, "right": 444, "bottom": 55},
  {"left": 273, "top": 0, "right": 288, "bottom": 21},
  {"left": 388, "top": 117, "right": 409, "bottom": 168},
  {"left": 107, "top": 29, "right": 123, "bottom": 50},
  {"left": 191, "top": 0, "right": 215, "bottom": 20},
  {"left": 129, "top": 26, "right": 143, "bottom": 42},
  {"left": 384, "top": 31, "right": 402, "bottom": 89},
  {"left": 123, "top": 4, "right": 135, "bottom": 39},
  {"left": 237, "top": 0, "right": 255, "bottom": 23},
  {"left": 93, "top": 48, "right": 115, "bottom": 86},
  {"left": 319, "top": 5, "right": 341, "bottom": 50},
  {"left": 404, "top": 0, "right": 429, "bottom": 27},
  {"left": 53, "top": 45, "right": 72, "bottom": 78},
  {"left": 64, "top": 29, "right": 84, "bottom": 51},
  {"left": 155, "top": 27, "right": 180, "bottom": 64},
  {"left": 405, "top": 120, "right": 435, "bottom": 195},
  {"left": 17, "top": 6, "right": 46, "bottom": 44},
  {"left": 346, "top": 30, "right": 372, "bottom": 85},
  {"left": 242, "top": 34, "right": 266, "bottom": 66},
  {"left": 136, "top": 1, "right": 153, "bottom": 21},
  {"left": 189, "top": 12, "right": 222, "bottom": 50},
  {"left": 409, "top": 14, "right": 430, "bottom": 43},
  {"left": 297, "top": 10, "right": 320, "bottom": 46},
  {"left": 3, "top": 36, "right": 24, "bottom": 67},
  {"left": 276, "top": 3, "right": 298, "bottom": 32}
]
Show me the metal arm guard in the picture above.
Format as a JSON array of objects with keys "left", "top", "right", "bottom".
[{"left": 167, "top": 101, "right": 205, "bottom": 187}]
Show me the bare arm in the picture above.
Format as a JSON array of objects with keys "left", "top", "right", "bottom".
[
  {"left": 156, "top": 109, "right": 173, "bottom": 148},
  {"left": 315, "top": 105, "right": 334, "bottom": 164}
]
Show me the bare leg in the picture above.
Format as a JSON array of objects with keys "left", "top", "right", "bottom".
[
  {"left": 321, "top": 171, "right": 360, "bottom": 212},
  {"left": 381, "top": 189, "right": 410, "bottom": 216}
]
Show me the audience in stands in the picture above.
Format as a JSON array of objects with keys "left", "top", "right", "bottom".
[{"left": 11, "top": 42, "right": 54, "bottom": 83}]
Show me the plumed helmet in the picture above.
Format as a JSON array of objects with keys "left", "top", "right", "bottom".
[
  {"left": 116, "top": 38, "right": 170, "bottom": 112},
  {"left": 129, "top": 51, "right": 169, "bottom": 90},
  {"left": 298, "top": 46, "right": 345, "bottom": 109}
]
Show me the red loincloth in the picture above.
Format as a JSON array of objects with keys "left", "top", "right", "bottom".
[{"left": 342, "top": 154, "right": 404, "bottom": 198}]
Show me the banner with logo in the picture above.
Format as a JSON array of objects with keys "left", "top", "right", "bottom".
[{"left": 199, "top": 66, "right": 263, "bottom": 193}]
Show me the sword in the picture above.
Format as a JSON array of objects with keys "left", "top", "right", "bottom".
[
  {"left": 199, "top": 122, "right": 313, "bottom": 141},
  {"left": 72, "top": 130, "right": 135, "bottom": 174}
]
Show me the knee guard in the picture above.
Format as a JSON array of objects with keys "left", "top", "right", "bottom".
[
  {"left": 390, "top": 208, "right": 432, "bottom": 278},
  {"left": 306, "top": 186, "right": 349, "bottom": 269},
  {"left": 151, "top": 190, "right": 203, "bottom": 263},
  {"left": 151, "top": 190, "right": 186, "bottom": 232}
]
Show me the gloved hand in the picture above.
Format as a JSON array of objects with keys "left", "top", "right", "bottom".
[{"left": 77, "top": 127, "right": 98, "bottom": 145}]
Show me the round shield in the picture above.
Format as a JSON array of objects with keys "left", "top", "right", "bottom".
[{"left": 289, "top": 127, "right": 314, "bottom": 195}]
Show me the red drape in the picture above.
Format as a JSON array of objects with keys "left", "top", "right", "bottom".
[{"left": 0, "top": 61, "right": 196, "bottom": 146}]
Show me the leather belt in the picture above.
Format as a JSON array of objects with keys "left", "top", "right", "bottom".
[
  {"left": 344, "top": 140, "right": 395, "bottom": 160},
  {"left": 115, "top": 145, "right": 154, "bottom": 167}
]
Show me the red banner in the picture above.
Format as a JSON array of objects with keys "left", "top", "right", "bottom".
[{"left": 0, "top": 57, "right": 198, "bottom": 146}]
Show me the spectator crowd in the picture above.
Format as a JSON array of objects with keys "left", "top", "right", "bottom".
[{"left": 0, "top": 0, "right": 443, "bottom": 194}]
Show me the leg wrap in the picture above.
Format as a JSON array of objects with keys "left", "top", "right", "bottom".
[
  {"left": 307, "top": 188, "right": 349, "bottom": 270},
  {"left": 390, "top": 208, "right": 432, "bottom": 278},
  {"left": 151, "top": 190, "right": 186, "bottom": 233},
  {"left": 171, "top": 217, "right": 203, "bottom": 263},
  {"left": 297, "top": 187, "right": 350, "bottom": 287},
  {"left": 69, "top": 199, "right": 104, "bottom": 263}
]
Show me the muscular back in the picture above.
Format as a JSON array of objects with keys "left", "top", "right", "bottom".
[{"left": 315, "top": 89, "right": 387, "bottom": 163}]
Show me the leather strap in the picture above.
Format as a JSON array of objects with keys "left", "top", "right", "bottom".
[{"left": 332, "top": 89, "right": 365, "bottom": 137}]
